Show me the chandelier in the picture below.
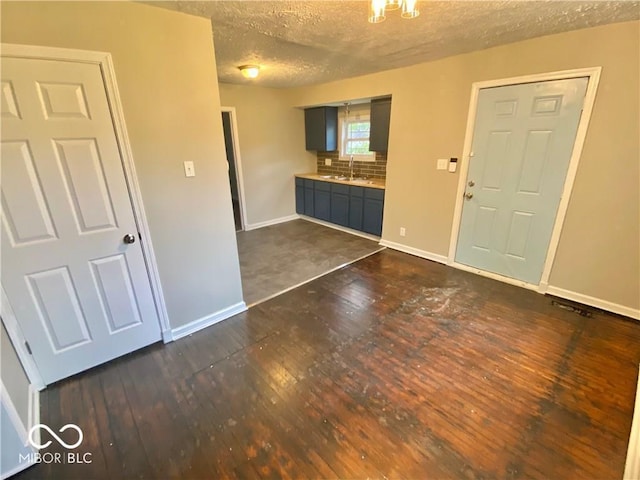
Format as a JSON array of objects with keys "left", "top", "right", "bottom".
[{"left": 369, "top": 0, "right": 419, "bottom": 23}]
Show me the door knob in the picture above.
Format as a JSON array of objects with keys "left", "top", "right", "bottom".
[
  {"left": 123, "top": 234, "right": 136, "bottom": 244},
  {"left": 464, "top": 192, "right": 473, "bottom": 200},
  {"left": 468, "top": 180, "right": 475, "bottom": 187}
]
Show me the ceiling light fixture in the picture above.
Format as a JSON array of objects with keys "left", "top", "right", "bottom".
[
  {"left": 238, "top": 65, "right": 260, "bottom": 79},
  {"left": 369, "top": 0, "right": 419, "bottom": 23}
]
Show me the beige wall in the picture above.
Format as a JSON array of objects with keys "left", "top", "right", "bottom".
[
  {"left": 219, "top": 83, "right": 316, "bottom": 226},
  {"left": 286, "top": 21, "right": 639, "bottom": 312},
  {"left": 1, "top": 1, "right": 244, "bottom": 329}
]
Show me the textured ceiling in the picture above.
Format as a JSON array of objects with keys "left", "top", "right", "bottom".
[{"left": 150, "top": 1, "right": 639, "bottom": 88}]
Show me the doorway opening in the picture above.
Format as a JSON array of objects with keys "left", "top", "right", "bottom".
[{"left": 221, "top": 108, "right": 246, "bottom": 232}]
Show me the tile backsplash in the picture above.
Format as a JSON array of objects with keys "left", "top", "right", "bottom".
[{"left": 316, "top": 151, "right": 387, "bottom": 179}]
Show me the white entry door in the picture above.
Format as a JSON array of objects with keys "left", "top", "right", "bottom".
[
  {"left": 455, "top": 78, "right": 588, "bottom": 285},
  {"left": 1, "top": 56, "right": 161, "bottom": 385}
]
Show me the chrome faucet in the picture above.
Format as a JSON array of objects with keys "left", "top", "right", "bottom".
[{"left": 349, "top": 155, "right": 354, "bottom": 181}]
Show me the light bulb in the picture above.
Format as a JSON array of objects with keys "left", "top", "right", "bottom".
[{"left": 238, "top": 65, "right": 260, "bottom": 79}]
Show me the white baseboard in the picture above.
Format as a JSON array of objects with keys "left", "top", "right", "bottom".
[
  {"left": 169, "top": 302, "right": 247, "bottom": 341},
  {"left": 379, "top": 239, "right": 448, "bottom": 264},
  {"left": 244, "top": 214, "right": 300, "bottom": 231},
  {"left": 298, "top": 215, "right": 381, "bottom": 241},
  {"left": 546, "top": 286, "right": 640, "bottom": 320},
  {"left": 624, "top": 367, "right": 640, "bottom": 480}
]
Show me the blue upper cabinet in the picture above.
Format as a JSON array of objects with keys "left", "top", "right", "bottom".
[
  {"left": 304, "top": 106, "right": 338, "bottom": 151},
  {"left": 369, "top": 97, "right": 391, "bottom": 152}
]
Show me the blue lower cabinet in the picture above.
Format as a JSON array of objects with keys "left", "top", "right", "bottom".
[
  {"left": 363, "top": 188, "right": 385, "bottom": 236},
  {"left": 349, "top": 186, "right": 364, "bottom": 231},
  {"left": 303, "top": 179, "right": 314, "bottom": 216},
  {"left": 330, "top": 184, "right": 350, "bottom": 227},
  {"left": 314, "top": 181, "right": 331, "bottom": 221},
  {"left": 295, "top": 178, "right": 304, "bottom": 214},
  {"left": 295, "top": 177, "right": 384, "bottom": 236}
]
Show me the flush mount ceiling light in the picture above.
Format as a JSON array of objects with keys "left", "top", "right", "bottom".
[
  {"left": 369, "top": 0, "right": 419, "bottom": 23},
  {"left": 238, "top": 65, "right": 260, "bottom": 79}
]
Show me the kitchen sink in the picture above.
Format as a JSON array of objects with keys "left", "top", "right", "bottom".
[
  {"left": 319, "top": 175, "right": 373, "bottom": 184},
  {"left": 349, "top": 178, "right": 373, "bottom": 185}
]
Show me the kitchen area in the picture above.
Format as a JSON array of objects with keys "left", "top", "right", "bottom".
[{"left": 295, "top": 96, "right": 391, "bottom": 237}]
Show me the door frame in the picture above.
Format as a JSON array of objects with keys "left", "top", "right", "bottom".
[
  {"left": 221, "top": 106, "right": 248, "bottom": 230},
  {"left": 1, "top": 43, "right": 172, "bottom": 388},
  {"left": 446, "top": 67, "right": 601, "bottom": 292}
]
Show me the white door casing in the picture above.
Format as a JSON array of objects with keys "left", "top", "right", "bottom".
[
  {"left": 221, "top": 107, "right": 248, "bottom": 231},
  {"left": 447, "top": 68, "right": 601, "bottom": 291},
  {"left": 454, "top": 77, "right": 588, "bottom": 285},
  {"left": 1, "top": 45, "right": 170, "bottom": 386}
]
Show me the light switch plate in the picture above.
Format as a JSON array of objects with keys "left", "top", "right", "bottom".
[
  {"left": 437, "top": 159, "right": 448, "bottom": 170},
  {"left": 325, "top": 158, "right": 332, "bottom": 166},
  {"left": 184, "top": 161, "right": 195, "bottom": 177}
]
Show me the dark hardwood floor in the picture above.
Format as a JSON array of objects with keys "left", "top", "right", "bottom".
[{"left": 16, "top": 250, "right": 640, "bottom": 479}]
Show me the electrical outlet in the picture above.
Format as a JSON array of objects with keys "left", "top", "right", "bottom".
[
  {"left": 400, "top": 227, "right": 406, "bottom": 237},
  {"left": 324, "top": 158, "right": 332, "bottom": 166},
  {"left": 437, "top": 159, "right": 448, "bottom": 170}
]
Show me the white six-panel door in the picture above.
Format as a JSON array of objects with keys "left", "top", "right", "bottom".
[
  {"left": 1, "top": 57, "right": 161, "bottom": 385},
  {"left": 455, "top": 78, "right": 588, "bottom": 285}
]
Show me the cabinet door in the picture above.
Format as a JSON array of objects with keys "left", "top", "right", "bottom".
[
  {"left": 369, "top": 97, "right": 391, "bottom": 152},
  {"left": 363, "top": 199, "right": 383, "bottom": 236},
  {"left": 314, "top": 181, "right": 331, "bottom": 221},
  {"left": 349, "top": 186, "right": 364, "bottom": 231},
  {"left": 295, "top": 183, "right": 304, "bottom": 214},
  {"left": 363, "top": 188, "right": 385, "bottom": 236},
  {"left": 304, "top": 107, "right": 338, "bottom": 151},
  {"left": 330, "top": 184, "right": 350, "bottom": 227},
  {"left": 304, "top": 179, "right": 315, "bottom": 216}
]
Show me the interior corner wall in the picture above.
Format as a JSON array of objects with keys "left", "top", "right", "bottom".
[
  {"left": 286, "top": 21, "right": 640, "bottom": 313},
  {"left": 218, "top": 83, "right": 316, "bottom": 227},
  {"left": 1, "top": 1, "right": 244, "bottom": 329}
]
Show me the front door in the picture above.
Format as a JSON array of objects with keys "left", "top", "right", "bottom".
[
  {"left": 1, "top": 56, "right": 161, "bottom": 384},
  {"left": 455, "top": 78, "right": 588, "bottom": 284}
]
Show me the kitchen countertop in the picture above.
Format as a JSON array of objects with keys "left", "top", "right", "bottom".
[{"left": 296, "top": 173, "right": 386, "bottom": 190}]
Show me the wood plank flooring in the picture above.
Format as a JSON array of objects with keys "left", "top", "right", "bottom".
[{"left": 15, "top": 249, "right": 640, "bottom": 479}]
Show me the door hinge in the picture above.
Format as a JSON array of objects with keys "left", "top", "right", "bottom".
[{"left": 25, "top": 341, "right": 32, "bottom": 355}]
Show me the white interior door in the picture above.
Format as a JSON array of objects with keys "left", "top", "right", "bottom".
[
  {"left": 455, "top": 78, "right": 588, "bottom": 285},
  {"left": 1, "top": 56, "right": 161, "bottom": 385}
]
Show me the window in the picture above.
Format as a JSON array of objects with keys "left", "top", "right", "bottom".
[{"left": 339, "top": 111, "right": 375, "bottom": 162}]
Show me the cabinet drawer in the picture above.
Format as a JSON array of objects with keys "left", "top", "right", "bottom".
[
  {"left": 331, "top": 183, "right": 349, "bottom": 195},
  {"left": 315, "top": 180, "right": 331, "bottom": 192},
  {"left": 350, "top": 186, "right": 364, "bottom": 197},
  {"left": 364, "top": 188, "right": 385, "bottom": 201}
]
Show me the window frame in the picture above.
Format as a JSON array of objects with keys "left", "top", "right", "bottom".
[{"left": 338, "top": 112, "right": 376, "bottom": 162}]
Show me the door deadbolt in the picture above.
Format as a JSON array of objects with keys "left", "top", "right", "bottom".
[
  {"left": 123, "top": 234, "right": 136, "bottom": 244},
  {"left": 464, "top": 192, "right": 473, "bottom": 200},
  {"left": 468, "top": 180, "right": 475, "bottom": 187}
]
